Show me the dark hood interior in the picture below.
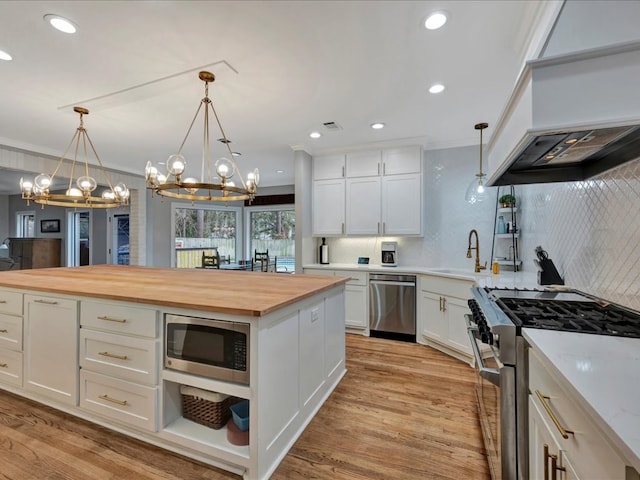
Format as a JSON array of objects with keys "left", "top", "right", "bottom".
[{"left": 490, "top": 124, "right": 640, "bottom": 186}]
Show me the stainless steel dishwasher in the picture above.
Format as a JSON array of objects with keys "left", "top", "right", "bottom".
[{"left": 369, "top": 273, "right": 416, "bottom": 342}]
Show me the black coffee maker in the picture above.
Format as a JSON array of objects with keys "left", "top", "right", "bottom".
[{"left": 534, "top": 246, "right": 564, "bottom": 285}]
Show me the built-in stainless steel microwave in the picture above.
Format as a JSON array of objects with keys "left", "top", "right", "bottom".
[{"left": 165, "top": 314, "right": 250, "bottom": 384}]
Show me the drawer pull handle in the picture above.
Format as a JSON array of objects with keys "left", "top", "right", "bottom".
[
  {"left": 0, "top": 363, "right": 7, "bottom": 368},
  {"left": 97, "top": 315, "right": 127, "bottom": 323},
  {"left": 0, "top": 329, "right": 7, "bottom": 333},
  {"left": 34, "top": 299, "right": 58, "bottom": 305},
  {"left": 535, "top": 390, "right": 574, "bottom": 439},
  {"left": 98, "top": 351, "right": 128, "bottom": 361},
  {"left": 98, "top": 394, "right": 128, "bottom": 406}
]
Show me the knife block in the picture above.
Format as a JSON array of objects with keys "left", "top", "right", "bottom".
[{"left": 537, "top": 258, "right": 564, "bottom": 285}]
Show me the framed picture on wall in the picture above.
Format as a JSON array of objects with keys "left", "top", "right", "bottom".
[{"left": 40, "top": 219, "right": 60, "bottom": 233}]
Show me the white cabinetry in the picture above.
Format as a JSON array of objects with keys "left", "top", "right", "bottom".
[
  {"left": 418, "top": 275, "right": 476, "bottom": 365},
  {"left": 345, "top": 145, "right": 422, "bottom": 236},
  {"left": 24, "top": 294, "right": 78, "bottom": 405},
  {"left": 528, "top": 348, "right": 626, "bottom": 480},
  {"left": 79, "top": 300, "right": 159, "bottom": 432},
  {"left": 313, "top": 145, "right": 422, "bottom": 236},
  {"left": 304, "top": 268, "right": 368, "bottom": 334},
  {"left": 0, "top": 289, "right": 23, "bottom": 387},
  {"left": 312, "top": 179, "right": 345, "bottom": 235}
]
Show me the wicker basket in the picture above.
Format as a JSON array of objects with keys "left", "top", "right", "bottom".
[{"left": 180, "top": 385, "right": 231, "bottom": 430}]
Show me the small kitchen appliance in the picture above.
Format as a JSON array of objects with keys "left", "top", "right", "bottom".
[{"left": 381, "top": 241, "right": 398, "bottom": 266}]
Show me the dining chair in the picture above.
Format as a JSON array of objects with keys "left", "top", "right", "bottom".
[
  {"left": 253, "top": 249, "right": 269, "bottom": 272},
  {"left": 202, "top": 251, "right": 220, "bottom": 269}
]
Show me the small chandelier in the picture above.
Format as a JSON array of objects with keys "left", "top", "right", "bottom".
[
  {"left": 465, "top": 122, "right": 490, "bottom": 204},
  {"left": 145, "top": 71, "right": 259, "bottom": 203},
  {"left": 20, "top": 106, "right": 130, "bottom": 208}
]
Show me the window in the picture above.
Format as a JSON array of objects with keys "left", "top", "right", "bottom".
[
  {"left": 16, "top": 211, "right": 35, "bottom": 237},
  {"left": 246, "top": 205, "right": 295, "bottom": 271},
  {"left": 173, "top": 204, "right": 241, "bottom": 268}
]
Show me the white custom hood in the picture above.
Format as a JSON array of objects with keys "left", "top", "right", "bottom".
[{"left": 488, "top": 41, "right": 640, "bottom": 186}]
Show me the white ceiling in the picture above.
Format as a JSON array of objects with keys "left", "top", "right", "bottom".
[{"left": 0, "top": 0, "right": 544, "bottom": 194}]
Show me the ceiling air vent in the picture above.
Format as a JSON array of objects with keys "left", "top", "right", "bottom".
[{"left": 322, "top": 121, "right": 343, "bottom": 131}]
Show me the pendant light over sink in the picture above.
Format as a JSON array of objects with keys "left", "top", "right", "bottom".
[
  {"left": 465, "top": 122, "right": 490, "bottom": 204},
  {"left": 145, "top": 71, "right": 259, "bottom": 203}
]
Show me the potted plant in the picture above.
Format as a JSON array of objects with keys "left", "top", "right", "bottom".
[{"left": 499, "top": 194, "right": 516, "bottom": 208}]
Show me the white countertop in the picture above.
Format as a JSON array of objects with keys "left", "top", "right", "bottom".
[
  {"left": 303, "top": 263, "right": 539, "bottom": 288},
  {"left": 523, "top": 329, "right": 640, "bottom": 472}
]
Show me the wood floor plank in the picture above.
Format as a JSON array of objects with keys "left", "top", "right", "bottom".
[{"left": 0, "top": 334, "right": 490, "bottom": 479}]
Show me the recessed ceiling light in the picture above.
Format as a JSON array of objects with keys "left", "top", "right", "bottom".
[
  {"left": 276, "top": 169, "right": 285, "bottom": 174},
  {"left": 370, "top": 123, "right": 385, "bottom": 130},
  {"left": 44, "top": 14, "right": 77, "bottom": 34},
  {"left": 231, "top": 151, "right": 242, "bottom": 157},
  {"left": 309, "top": 132, "right": 321, "bottom": 139},
  {"left": 0, "top": 50, "right": 12, "bottom": 61},
  {"left": 429, "top": 83, "right": 445, "bottom": 94},
  {"left": 424, "top": 11, "right": 448, "bottom": 30}
]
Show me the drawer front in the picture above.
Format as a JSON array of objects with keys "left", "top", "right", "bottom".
[
  {"left": 80, "top": 329, "right": 159, "bottom": 385},
  {"left": 81, "top": 301, "right": 158, "bottom": 338},
  {"left": 0, "top": 349, "right": 22, "bottom": 387},
  {"left": 529, "top": 349, "right": 626, "bottom": 479},
  {"left": 420, "top": 274, "right": 475, "bottom": 298},
  {"left": 0, "top": 291, "right": 23, "bottom": 316},
  {"left": 0, "top": 313, "right": 23, "bottom": 351},
  {"left": 80, "top": 370, "right": 158, "bottom": 432},
  {"left": 335, "top": 270, "right": 367, "bottom": 286}
]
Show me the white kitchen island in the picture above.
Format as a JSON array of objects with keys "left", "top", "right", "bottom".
[{"left": 0, "top": 265, "right": 348, "bottom": 480}]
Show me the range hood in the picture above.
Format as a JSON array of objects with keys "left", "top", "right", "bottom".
[{"left": 488, "top": 41, "right": 640, "bottom": 186}]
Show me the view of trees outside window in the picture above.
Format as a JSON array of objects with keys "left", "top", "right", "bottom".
[
  {"left": 174, "top": 207, "right": 238, "bottom": 268},
  {"left": 249, "top": 208, "right": 295, "bottom": 268}
]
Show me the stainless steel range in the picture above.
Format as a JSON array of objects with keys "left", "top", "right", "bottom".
[{"left": 466, "top": 286, "right": 640, "bottom": 480}]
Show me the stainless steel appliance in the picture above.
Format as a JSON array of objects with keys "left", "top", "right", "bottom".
[
  {"left": 165, "top": 314, "right": 250, "bottom": 384},
  {"left": 369, "top": 273, "right": 415, "bottom": 342},
  {"left": 381, "top": 241, "right": 398, "bottom": 266},
  {"left": 466, "top": 287, "right": 640, "bottom": 480}
]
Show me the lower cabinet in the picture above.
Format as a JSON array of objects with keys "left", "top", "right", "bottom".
[
  {"left": 24, "top": 294, "right": 78, "bottom": 405},
  {"left": 0, "top": 290, "right": 24, "bottom": 388},
  {"left": 304, "top": 268, "right": 368, "bottom": 334},
  {"left": 528, "top": 348, "right": 627, "bottom": 479},
  {"left": 79, "top": 300, "right": 160, "bottom": 432},
  {"left": 418, "top": 275, "right": 476, "bottom": 364}
]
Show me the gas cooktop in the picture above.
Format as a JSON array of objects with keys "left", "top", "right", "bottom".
[{"left": 484, "top": 287, "right": 640, "bottom": 338}]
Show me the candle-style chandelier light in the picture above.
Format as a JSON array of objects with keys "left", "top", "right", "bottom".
[
  {"left": 20, "top": 107, "right": 130, "bottom": 208},
  {"left": 145, "top": 71, "right": 259, "bottom": 203}
]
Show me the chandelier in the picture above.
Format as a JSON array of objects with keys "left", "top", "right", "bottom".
[
  {"left": 20, "top": 107, "right": 130, "bottom": 208},
  {"left": 145, "top": 71, "right": 259, "bottom": 202},
  {"left": 465, "top": 122, "right": 491, "bottom": 204}
]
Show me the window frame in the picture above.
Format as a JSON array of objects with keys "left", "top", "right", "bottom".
[
  {"left": 244, "top": 203, "right": 295, "bottom": 261},
  {"left": 15, "top": 210, "right": 35, "bottom": 238}
]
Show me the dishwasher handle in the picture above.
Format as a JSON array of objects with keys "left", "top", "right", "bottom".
[{"left": 370, "top": 280, "right": 415, "bottom": 287}]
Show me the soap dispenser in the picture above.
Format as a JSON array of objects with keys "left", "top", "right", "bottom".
[{"left": 319, "top": 238, "right": 329, "bottom": 264}]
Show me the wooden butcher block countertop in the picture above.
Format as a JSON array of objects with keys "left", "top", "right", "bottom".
[{"left": 0, "top": 265, "right": 347, "bottom": 316}]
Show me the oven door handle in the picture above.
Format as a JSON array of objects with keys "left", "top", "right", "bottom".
[{"left": 465, "top": 314, "right": 500, "bottom": 386}]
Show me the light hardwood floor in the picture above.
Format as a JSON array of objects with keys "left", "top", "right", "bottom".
[{"left": 0, "top": 335, "right": 489, "bottom": 479}]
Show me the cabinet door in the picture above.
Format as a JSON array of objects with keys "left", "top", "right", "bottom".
[
  {"left": 345, "top": 284, "right": 367, "bottom": 329},
  {"left": 382, "top": 145, "right": 421, "bottom": 175},
  {"left": 420, "top": 291, "right": 446, "bottom": 342},
  {"left": 24, "top": 295, "right": 78, "bottom": 405},
  {"left": 313, "top": 153, "right": 345, "bottom": 180},
  {"left": 382, "top": 173, "right": 422, "bottom": 235},
  {"left": 312, "top": 179, "right": 345, "bottom": 235},
  {"left": 346, "top": 150, "right": 381, "bottom": 177},
  {"left": 346, "top": 177, "right": 381, "bottom": 235},
  {"left": 445, "top": 296, "right": 473, "bottom": 356}
]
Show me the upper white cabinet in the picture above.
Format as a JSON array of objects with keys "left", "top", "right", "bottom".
[
  {"left": 382, "top": 146, "right": 422, "bottom": 175},
  {"left": 345, "top": 150, "right": 382, "bottom": 177},
  {"left": 314, "top": 145, "right": 422, "bottom": 236},
  {"left": 313, "top": 153, "right": 345, "bottom": 180},
  {"left": 312, "top": 179, "right": 345, "bottom": 235}
]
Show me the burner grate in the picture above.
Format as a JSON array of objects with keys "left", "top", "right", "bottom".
[{"left": 496, "top": 298, "right": 640, "bottom": 338}]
